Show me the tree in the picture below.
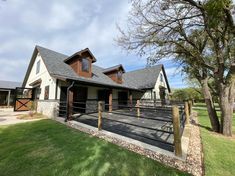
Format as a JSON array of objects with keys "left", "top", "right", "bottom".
[
  {"left": 175, "top": 30, "right": 221, "bottom": 132},
  {"left": 117, "top": 0, "right": 235, "bottom": 136},
  {"left": 171, "top": 88, "right": 203, "bottom": 102}
]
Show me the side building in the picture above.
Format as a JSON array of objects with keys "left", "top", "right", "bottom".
[{"left": 0, "top": 80, "right": 22, "bottom": 107}]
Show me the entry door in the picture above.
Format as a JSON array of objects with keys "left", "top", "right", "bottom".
[
  {"left": 60, "top": 87, "right": 67, "bottom": 102},
  {"left": 73, "top": 87, "right": 88, "bottom": 113},
  {"left": 98, "top": 90, "right": 109, "bottom": 110},
  {"left": 59, "top": 87, "right": 68, "bottom": 117},
  {"left": 118, "top": 91, "right": 128, "bottom": 108}
]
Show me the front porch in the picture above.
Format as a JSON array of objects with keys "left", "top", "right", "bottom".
[{"left": 57, "top": 81, "right": 143, "bottom": 119}]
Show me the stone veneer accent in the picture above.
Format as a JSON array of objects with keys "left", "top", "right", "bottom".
[
  {"left": 86, "top": 100, "right": 98, "bottom": 113},
  {"left": 37, "top": 100, "right": 59, "bottom": 118}
]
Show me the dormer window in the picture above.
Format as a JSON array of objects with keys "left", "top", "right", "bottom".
[
  {"left": 117, "top": 71, "right": 122, "bottom": 81},
  {"left": 103, "top": 64, "right": 125, "bottom": 84},
  {"left": 82, "top": 58, "right": 89, "bottom": 72},
  {"left": 64, "top": 48, "right": 96, "bottom": 78}
]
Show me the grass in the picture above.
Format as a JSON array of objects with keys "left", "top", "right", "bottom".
[
  {"left": 194, "top": 102, "right": 220, "bottom": 109},
  {"left": 16, "top": 112, "right": 46, "bottom": 120},
  {"left": 194, "top": 103, "right": 235, "bottom": 176},
  {"left": 0, "top": 119, "right": 189, "bottom": 176}
]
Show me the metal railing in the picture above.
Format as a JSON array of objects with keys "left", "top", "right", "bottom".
[{"left": 59, "top": 98, "right": 193, "bottom": 156}]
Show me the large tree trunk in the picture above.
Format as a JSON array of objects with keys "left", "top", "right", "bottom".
[
  {"left": 201, "top": 78, "right": 220, "bottom": 132},
  {"left": 219, "top": 84, "right": 234, "bottom": 136}
]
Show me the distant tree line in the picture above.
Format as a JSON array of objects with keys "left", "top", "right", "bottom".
[{"left": 171, "top": 88, "right": 204, "bottom": 102}]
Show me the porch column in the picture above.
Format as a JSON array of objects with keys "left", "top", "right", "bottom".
[
  {"left": 129, "top": 90, "right": 133, "bottom": 108},
  {"left": 109, "top": 89, "right": 112, "bottom": 112},
  {"left": 153, "top": 91, "right": 156, "bottom": 107},
  {"left": 67, "top": 89, "right": 74, "bottom": 120},
  {"left": 7, "top": 90, "right": 11, "bottom": 107}
]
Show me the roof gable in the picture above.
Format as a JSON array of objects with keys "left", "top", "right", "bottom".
[
  {"left": 122, "top": 64, "right": 171, "bottom": 92},
  {"left": 103, "top": 64, "right": 125, "bottom": 73},
  {"left": 64, "top": 48, "right": 97, "bottom": 63},
  {"left": 123, "top": 65, "right": 162, "bottom": 89}
]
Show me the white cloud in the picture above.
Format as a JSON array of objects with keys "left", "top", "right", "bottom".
[{"left": 0, "top": 0, "right": 186, "bottom": 88}]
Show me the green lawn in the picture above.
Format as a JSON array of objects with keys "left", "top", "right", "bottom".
[
  {"left": 0, "top": 120, "right": 189, "bottom": 176},
  {"left": 194, "top": 102, "right": 220, "bottom": 109},
  {"left": 195, "top": 103, "right": 235, "bottom": 176}
]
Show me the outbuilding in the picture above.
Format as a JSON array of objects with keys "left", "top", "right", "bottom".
[{"left": 0, "top": 80, "right": 21, "bottom": 107}]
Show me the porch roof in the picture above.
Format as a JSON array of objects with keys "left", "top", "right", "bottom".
[{"left": 0, "top": 80, "right": 22, "bottom": 90}]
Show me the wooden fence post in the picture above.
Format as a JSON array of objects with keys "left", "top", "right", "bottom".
[
  {"left": 184, "top": 101, "right": 190, "bottom": 125},
  {"left": 98, "top": 101, "right": 103, "bottom": 131},
  {"left": 137, "top": 100, "right": 140, "bottom": 117},
  {"left": 172, "top": 105, "right": 182, "bottom": 157}
]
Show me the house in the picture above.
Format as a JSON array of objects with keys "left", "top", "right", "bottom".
[
  {"left": 0, "top": 80, "right": 22, "bottom": 107},
  {"left": 22, "top": 45, "right": 171, "bottom": 117}
]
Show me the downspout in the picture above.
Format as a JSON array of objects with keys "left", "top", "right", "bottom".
[
  {"left": 55, "top": 79, "right": 58, "bottom": 100},
  {"left": 65, "top": 81, "right": 75, "bottom": 122}
]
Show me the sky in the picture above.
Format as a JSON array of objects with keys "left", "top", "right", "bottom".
[{"left": 0, "top": 0, "right": 187, "bottom": 88}]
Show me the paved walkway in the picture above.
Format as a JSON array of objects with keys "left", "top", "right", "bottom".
[{"left": 0, "top": 108, "right": 40, "bottom": 126}]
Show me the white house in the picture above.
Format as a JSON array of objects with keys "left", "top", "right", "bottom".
[{"left": 22, "top": 45, "right": 171, "bottom": 118}]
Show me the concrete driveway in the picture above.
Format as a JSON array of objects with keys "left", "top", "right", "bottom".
[{"left": 0, "top": 108, "right": 40, "bottom": 126}]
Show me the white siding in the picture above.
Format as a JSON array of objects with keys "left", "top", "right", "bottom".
[
  {"left": 153, "top": 70, "right": 169, "bottom": 99},
  {"left": 87, "top": 86, "right": 99, "bottom": 99},
  {"left": 25, "top": 53, "right": 56, "bottom": 100},
  {"left": 87, "top": 87, "right": 121, "bottom": 100}
]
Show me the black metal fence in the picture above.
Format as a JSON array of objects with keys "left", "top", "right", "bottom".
[{"left": 57, "top": 99, "right": 192, "bottom": 156}]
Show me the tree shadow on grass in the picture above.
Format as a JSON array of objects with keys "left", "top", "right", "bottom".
[{"left": 191, "top": 119, "right": 213, "bottom": 132}]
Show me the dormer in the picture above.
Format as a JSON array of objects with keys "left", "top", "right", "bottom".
[
  {"left": 64, "top": 48, "right": 96, "bottom": 78},
  {"left": 103, "top": 64, "right": 125, "bottom": 84}
]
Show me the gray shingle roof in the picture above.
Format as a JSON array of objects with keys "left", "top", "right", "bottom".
[
  {"left": 123, "top": 65, "right": 162, "bottom": 89},
  {"left": 23, "top": 45, "right": 167, "bottom": 91},
  {"left": 0, "top": 80, "right": 22, "bottom": 89},
  {"left": 36, "top": 46, "right": 138, "bottom": 90},
  {"left": 103, "top": 64, "right": 125, "bottom": 73}
]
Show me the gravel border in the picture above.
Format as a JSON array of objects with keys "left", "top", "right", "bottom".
[{"left": 55, "top": 111, "right": 203, "bottom": 176}]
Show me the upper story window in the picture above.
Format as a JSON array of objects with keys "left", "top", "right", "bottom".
[
  {"left": 117, "top": 71, "right": 122, "bottom": 80},
  {"left": 81, "top": 58, "right": 90, "bottom": 72},
  {"left": 36, "top": 60, "right": 40, "bottom": 74},
  {"left": 44, "top": 85, "right": 49, "bottom": 100},
  {"left": 160, "top": 73, "right": 163, "bottom": 82}
]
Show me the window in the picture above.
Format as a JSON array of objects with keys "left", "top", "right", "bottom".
[
  {"left": 35, "top": 87, "right": 41, "bottom": 100},
  {"left": 44, "top": 86, "right": 49, "bottom": 100},
  {"left": 36, "top": 60, "right": 40, "bottom": 74},
  {"left": 160, "top": 73, "right": 163, "bottom": 82},
  {"left": 81, "top": 58, "right": 90, "bottom": 72},
  {"left": 117, "top": 71, "right": 122, "bottom": 80}
]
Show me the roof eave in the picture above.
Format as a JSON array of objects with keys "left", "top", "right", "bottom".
[
  {"left": 51, "top": 74, "right": 142, "bottom": 92},
  {"left": 103, "top": 64, "right": 126, "bottom": 74},
  {"left": 64, "top": 48, "right": 97, "bottom": 63},
  {"left": 22, "top": 47, "right": 38, "bottom": 87}
]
